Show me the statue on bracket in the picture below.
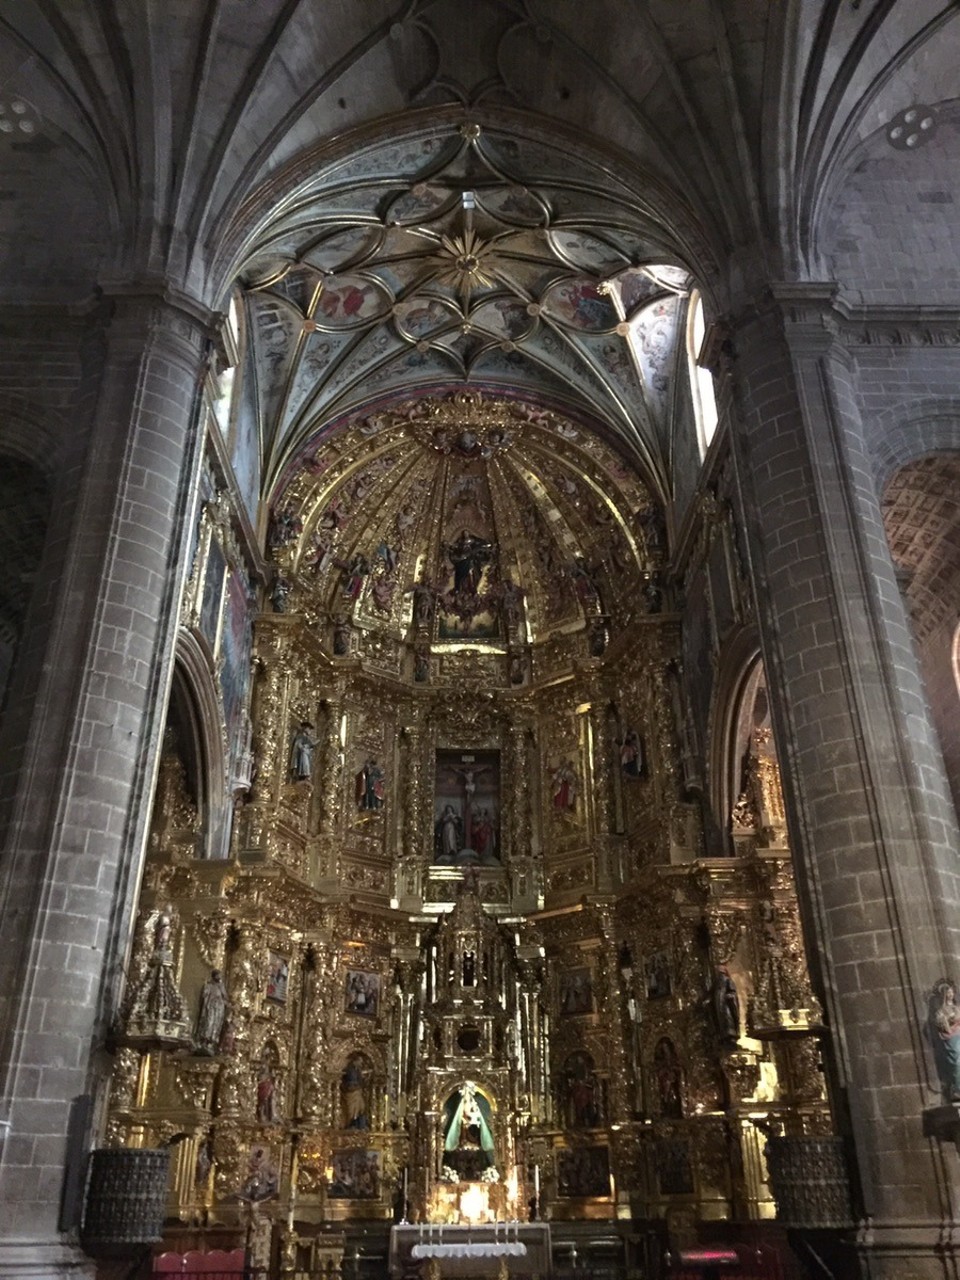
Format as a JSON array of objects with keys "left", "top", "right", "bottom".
[
  {"left": 194, "top": 969, "right": 230, "bottom": 1055},
  {"left": 710, "top": 966, "right": 741, "bottom": 1045},
  {"left": 930, "top": 979, "right": 960, "bottom": 1102}
]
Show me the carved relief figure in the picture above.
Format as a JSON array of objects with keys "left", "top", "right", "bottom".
[{"left": 341, "top": 553, "right": 369, "bottom": 599}]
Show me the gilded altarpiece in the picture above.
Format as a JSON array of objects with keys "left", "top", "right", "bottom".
[{"left": 106, "top": 395, "right": 834, "bottom": 1267}]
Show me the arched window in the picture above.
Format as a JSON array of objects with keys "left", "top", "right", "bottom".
[
  {"left": 687, "top": 290, "right": 718, "bottom": 457},
  {"left": 213, "top": 293, "right": 242, "bottom": 440}
]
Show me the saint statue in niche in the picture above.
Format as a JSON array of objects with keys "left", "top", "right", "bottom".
[
  {"left": 341, "top": 1053, "right": 370, "bottom": 1129},
  {"left": 356, "top": 758, "right": 385, "bottom": 810},
  {"left": 443, "top": 1081, "right": 495, "bottom": 1180},
  {"left": 289, "top": 721, "right": 318, "bottom": 781}
]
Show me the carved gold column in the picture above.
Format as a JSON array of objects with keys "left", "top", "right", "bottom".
[
  {"left": 597, "top": 905, "right": 630, "bottom": 1122},
  {"left": 508, "top": 718, "right": 538, "bottom": 910},
  {"left": 396, "top": 707, "right": 424, "bottom": 907},
  {"left": 298, "top": 938, "right": 337, "bottom": 1126},
  {"left": 588, "top": 699, "right": 615, "bottom": 890},
  {"left": 314, "top": 680, "right": 346, "bottom": 889},
  {"left": 391, "top": 950, "right": 423, "bottom": 1127}
]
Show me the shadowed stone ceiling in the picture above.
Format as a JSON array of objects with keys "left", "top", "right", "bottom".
[{"left": 2, "top": 1, "right": 957, "bottom": 304}]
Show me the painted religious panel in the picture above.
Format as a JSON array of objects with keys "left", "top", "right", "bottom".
[
  {"left": 433, "top": 749, "right": 501, "bottom": 865},
  {"left": 199, "top": 538, "right": 226, "bottom": 649},
  {"left": 238, "top": 1143, "right": 279, "bottom": 1202},
  {"left": 266, "top": 952, "right": 289, "bottom": 1004},
  {"left": 328, "top": 1149, "right": 380, "bottom": 1199},
  {"left": 559, "top": 967, "right": 593, "bottom": 1016},
  {"left": 344, "top": 969, "right": 380, "bottom": 1019},
  {"left": 656, "top": 1138, "right": 694, "bottom": 1195},
  {"left": 557, "top": 1145, "right": 611, "bottom": 1199},
  {"left": 219, "top": 569, "right": 253, "bottom": 757}
]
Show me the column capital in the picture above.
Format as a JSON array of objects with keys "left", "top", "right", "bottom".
[{"left": 95, "top": 274, "right": 219, "bottom": 331}]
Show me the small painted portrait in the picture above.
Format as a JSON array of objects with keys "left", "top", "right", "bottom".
[
  {"left": 645, "top": 950, "right": 671, "bottom": 1000},
  {"left": 329, "top": 1149, "right": 380, "bottom": 1199},
  {"left": 344, "top": 969, "right": 380, "bottom": 1018},
  {"left": 266, "top": 953, "right": 289, "bottom": 1004},
  {"left": 557, "top": 1145, "right": 611, "bottom": 1198},
  {"left": 559, "top": 967, "right": 593, "bottom": 1017}
]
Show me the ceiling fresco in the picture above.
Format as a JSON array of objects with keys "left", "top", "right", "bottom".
[
  {"left": 240, "top": 122, "right": 692, "bottom": 500},
  {"left": 268, "top": 391, "right": 664, "bottom": 655}
]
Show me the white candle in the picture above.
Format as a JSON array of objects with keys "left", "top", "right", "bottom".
[{"left": 534, "top": 1164, "right": 540, "bottom": 1199}]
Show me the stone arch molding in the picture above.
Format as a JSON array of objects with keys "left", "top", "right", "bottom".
[
  {"left": 172, "top": 629, "right": 229, "bottom": 860},
  {"left": 708, "top": 627, "right": 764, "bottom": 849},
  {"left": 0, "top": 395, "right": 68, "bottom": 477},
  {"left": 869, "top": 404, "right": 960, "bottom": 494}
]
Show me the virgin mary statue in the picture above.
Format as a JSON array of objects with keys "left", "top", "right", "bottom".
[{"left": 443, "top": 1081, "right": 495, "bottom": 1172}]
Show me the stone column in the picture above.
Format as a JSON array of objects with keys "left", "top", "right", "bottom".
[
  {"left": 725, "top": 284, "right": 960, "bottom": 1276},
  {"left": 0, "top": 287, "right": 212, "bottom": 1276}
]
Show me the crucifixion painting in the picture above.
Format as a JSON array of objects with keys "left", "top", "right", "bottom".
[{"left": 433, "top": 748, "right": 501, "bottom": 865}]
